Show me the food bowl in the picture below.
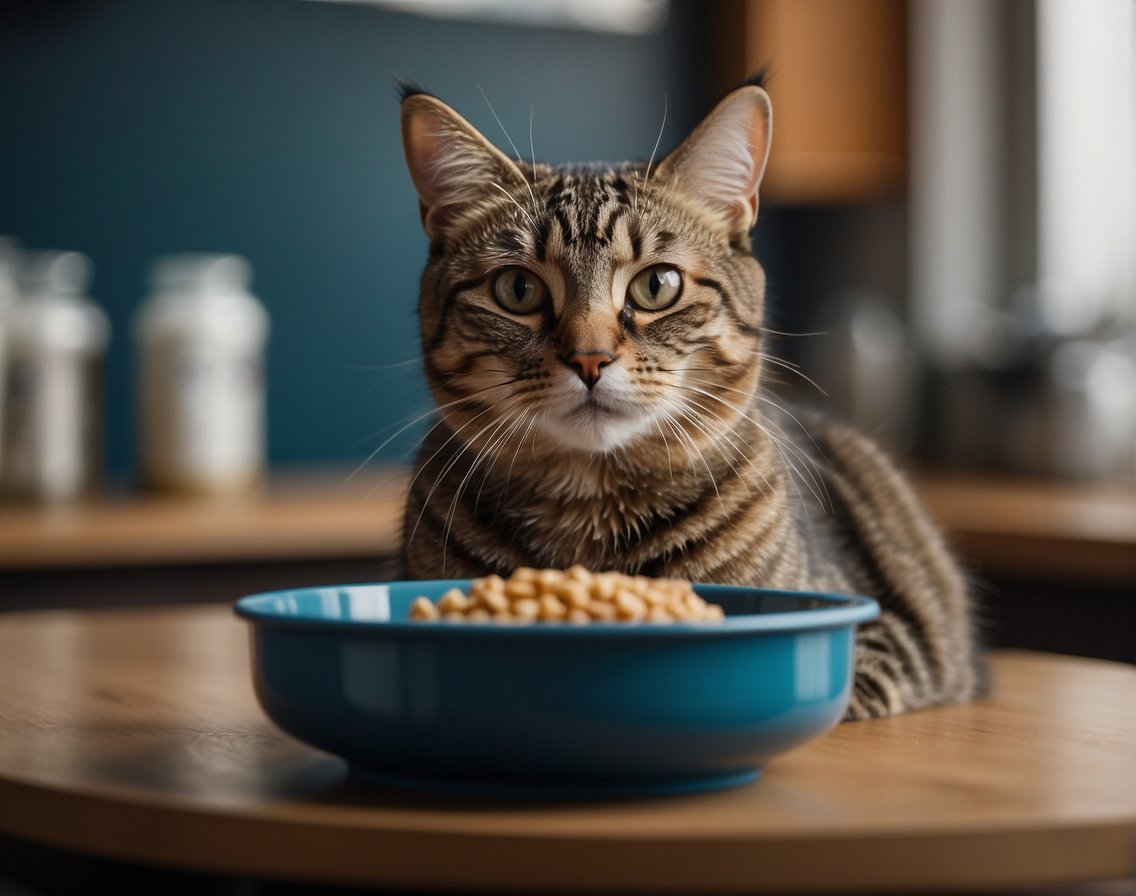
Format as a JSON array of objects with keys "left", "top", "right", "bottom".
[{"left": 235, "top": 581, "right": 878, "bottom": 795}]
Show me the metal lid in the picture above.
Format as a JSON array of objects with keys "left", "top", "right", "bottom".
[{"left": 9, "top": 251, "right": 110, "bottom": 356}]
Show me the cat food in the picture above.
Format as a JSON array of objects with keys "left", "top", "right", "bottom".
[{"left": 408, "top": 566, "right": 724, "bottom": 624}]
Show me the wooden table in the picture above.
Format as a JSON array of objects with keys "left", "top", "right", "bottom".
[{"left": 0, "top": 606, "right": 1133, "bottom": 893}]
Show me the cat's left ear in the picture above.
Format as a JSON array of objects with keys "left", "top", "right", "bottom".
[{"left": 654, "top": 84, "right": 772, "bottom": 235}]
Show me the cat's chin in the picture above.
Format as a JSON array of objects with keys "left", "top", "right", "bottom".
[{"left": 537, "top": 402, "right": 653, "bottom": 454}]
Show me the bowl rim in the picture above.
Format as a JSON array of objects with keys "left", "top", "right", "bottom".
[{"left": 234, "top": 580, "right": 880, "bottom": 639}]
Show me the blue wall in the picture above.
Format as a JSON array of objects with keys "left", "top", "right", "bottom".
[{"left": 0, "top": 0, "right": 711, "bottom": 479}]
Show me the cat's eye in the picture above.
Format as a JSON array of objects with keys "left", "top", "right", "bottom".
[
  {"left": 492, "top": 267, "right": 548, "bottom": 315},
  {"left": 627, "top": 265, "right": 683, "bottom": 312}
]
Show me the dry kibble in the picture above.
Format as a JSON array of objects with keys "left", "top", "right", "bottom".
[
  {"left": 408, "top": 568, "right": 724, "bottom": 624},
  {"left": 436, "top": 588, "right": 469, "bottom": 613},
  {"left": 647, "top": 605, "right": 674, "bottom": 622},
  {"left": 565, "top": 565, "right": 592, "bottom": 584},
  {"left": 479, "top": 588, "right": 509, "bottom": 613},
  {"left": 640, "top": 587, "right": 666, "bottom": 607},
  {"left": 504, "top": 580, "right": 538, "bottom": 602},
  {"left": 535, "top": 569, "right": 561, "bottom": 588},
  {"left": 593, "top": 574, "right": 618, "bottom": 602},
  {"left": 556, "top": 581, "right": 591, "bottom": 609},
  {"left": 409, "top": 596, "right": 440, "bottom": 621},
  {"left": 615, "top": 589, "right": 648, "bottom": 620}
]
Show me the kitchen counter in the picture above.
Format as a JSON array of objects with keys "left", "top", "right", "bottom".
[
  {"left": 0, "top": 469, "right": 1131, "bottom": 661},
  {"left": 0, "top": 467, "right": 1130, "bottom": 582}
]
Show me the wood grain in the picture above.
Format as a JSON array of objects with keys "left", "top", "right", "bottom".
[{"left": 0, "top": 605, "right": 1132, "bottom": 892}]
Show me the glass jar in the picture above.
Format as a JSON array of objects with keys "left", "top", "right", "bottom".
[{"left": 134, "top": 254, "right": 269, "bottom": 495}]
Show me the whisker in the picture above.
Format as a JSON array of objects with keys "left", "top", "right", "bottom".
[
  {"left": 528, "top": 102, "right": 538, "bottom": 181},
  {"left": 653, "top": 404, "right": 702, "bottom": 476},
  {"left": 648, "top": 364, "right": 824, "bottom": 501},
  {"left": 642, "top": 93, "right": 668, "bottom": 187},
  {"left": 478, "top": 82, "right": 524, "bottom": 166},
  {"left": 441, "top": 406, "right": 526, "bottom": 571},
  {"left": 760, "top": 326, "right": 828, "bottom": 339},
  {"left": 754, "top": 395, "right": 834, "bottom": 513},
  {"left": 489, "top": 181, "right": 537, "bottom": 230},
  {"left": 653, "top": 397, "right": 721, "bottom": 502},
  {"left": 406, "top": 395, "right": 526, "bottom": 548},
  {"left": 676, "top": 387, "right": 815, "bottom": 514},
  {"left": 346, "top": 376, "right": 521, "bottom": 478},
  {"left": 469, "top": 403, "right": 531, "bottom": 510},
  {"left": 663, "top": 393, "right": 763, "bottom": 492},
  {"left": 477, "top": 82, "right": 541, "bottom": 220},
  {"left": 650, "top": 418, "right": 675, "bottom": 483},
  {"left": 668, "top": 380, "right": 830, "bottom": 514},
  {"left": 497, "top": 410, "right": 541, "bottom": 509},
  {"left": 346, "top": 356, "right": 423, "bottom": 373},
  {"left": 762, "top": 355, "right": 828, "bottom": 397}
]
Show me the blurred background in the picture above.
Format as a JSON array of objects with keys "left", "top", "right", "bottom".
[
  {"left": 2, "top": 0, "right": 1134, "bottom": 480},
  {"left": 0, "top": 0, "right": 1132, "bottom": 654}
]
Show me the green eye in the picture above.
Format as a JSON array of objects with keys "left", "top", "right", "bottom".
[
  {"left": 628, "top": 265, "right": 682, "bottom": 312},
  {"left": 492, "top": 267, "right": 547, "bottom": 314}
]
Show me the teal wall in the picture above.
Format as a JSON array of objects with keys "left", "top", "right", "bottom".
[{"left": 0, "top": 0, "right": 711, "bottom": 479}]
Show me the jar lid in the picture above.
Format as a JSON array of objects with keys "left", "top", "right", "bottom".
[
  {"left": 10, "top": 251, "right": 110, "bottom": 355},
  {"left": 135, "top": 254, "right": 269, "bottom": 349}
]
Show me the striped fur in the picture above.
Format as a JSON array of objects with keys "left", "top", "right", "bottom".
[{"left": 398, "top": 84, "right": 983, "bottom": 719}]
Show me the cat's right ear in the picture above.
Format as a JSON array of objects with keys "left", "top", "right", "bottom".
[{"left": 400, "top": 92, "right": 528, "bottom": 241}]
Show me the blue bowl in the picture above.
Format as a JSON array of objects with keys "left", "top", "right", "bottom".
[{"left": 235, "top": 581, "right": 878, "bottom": 795}]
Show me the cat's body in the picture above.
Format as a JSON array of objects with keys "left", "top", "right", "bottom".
[{"left": 398, "top": 76, "right": 983, "bottom": 719}]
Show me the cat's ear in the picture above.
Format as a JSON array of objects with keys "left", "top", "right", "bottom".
[
  {"left": 654, "top": 84, "right": 772, "bottom": 236},
  {"left": 400, "top": 92, "right": 529, "bottom": 240}
]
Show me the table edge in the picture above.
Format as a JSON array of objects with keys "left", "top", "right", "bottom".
[{"left": 1, "top": 774, "right": 1132, "bottom": 892}]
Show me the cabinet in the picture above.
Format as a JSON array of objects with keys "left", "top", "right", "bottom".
[{"left": 716, "top": 0, "right": 908, "bottom": 203}]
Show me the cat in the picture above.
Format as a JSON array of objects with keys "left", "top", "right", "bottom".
[{"left": 396, "top": 73, "right": 983, "bottom": 719}]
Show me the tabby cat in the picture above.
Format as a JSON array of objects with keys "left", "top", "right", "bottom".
[{"left": 397, "top": 74, "right": 983, "bottom": 719}]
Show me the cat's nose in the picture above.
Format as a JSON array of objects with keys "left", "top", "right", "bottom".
[{"left": 563, "top": 351, "right": 615, "bottom": 390}]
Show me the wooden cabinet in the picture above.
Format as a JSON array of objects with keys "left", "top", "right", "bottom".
[{"left": 716, "top": 0, "right": 908, "bottom": 203}]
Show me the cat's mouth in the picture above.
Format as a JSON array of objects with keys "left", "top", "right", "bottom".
[
  {"left": 533, "top": 391, "right": 649, "bottom": 452},
  {"left": 570, "top": 394, "right": 626, "bottom": 420},
  {"left": 528, "top": 377, "right": 655, "bottom": 452}
]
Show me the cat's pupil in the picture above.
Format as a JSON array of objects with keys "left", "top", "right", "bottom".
[
  {"left": 512, "top": 274, "right": 527, "bottom": 300},
  {"left": 649, "top": 271, "right": 662, "bottom": 296}
]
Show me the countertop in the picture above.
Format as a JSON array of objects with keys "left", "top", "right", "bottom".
[{"left": 0, "top": 468, "right": 1132, "bottom": 586}]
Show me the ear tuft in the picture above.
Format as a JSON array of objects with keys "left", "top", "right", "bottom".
[
  {"left": 396, "top": 77, "right": 434, "bottom": 103},
  {"left": 654, "top": 85, "right": 773, "bottom": 236},
  {"left": 400, "top": 93, "right": 527, "bottom": 240}
]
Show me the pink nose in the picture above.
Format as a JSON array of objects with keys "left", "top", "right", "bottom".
[{"left": 565, "top": 352, "right": 614, "bottom": 389}]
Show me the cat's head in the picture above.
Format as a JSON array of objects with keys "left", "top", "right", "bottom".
[{"left": 400, "top": 79, "right": 772, "bottom": 457}]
